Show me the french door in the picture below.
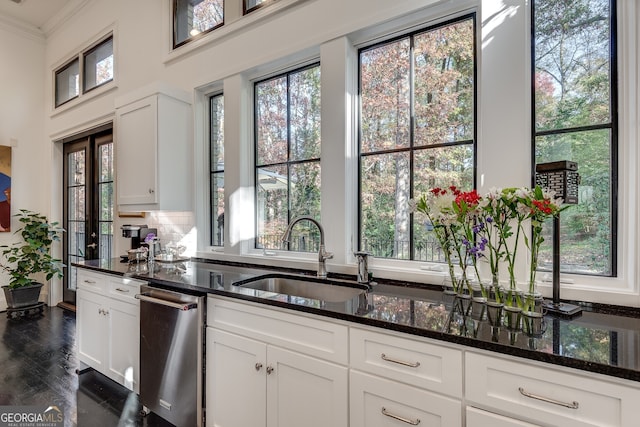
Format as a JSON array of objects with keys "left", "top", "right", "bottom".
[{"left": 62, "top": 129, "right": 114, "bottom": 304}]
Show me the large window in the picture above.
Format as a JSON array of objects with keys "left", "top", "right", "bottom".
[
  {"left": 533, "top": 0, "right": 617, "bottom": 276},
  {"left": 83, "top": 36, "right": 114, "bottom": 93},
  {"left": 255, "top": 64, "right": 321, "bottom": 252},
  {"left": 358, "top": 15, "right": 476, "bottom": 261},
  {"left": 210, "top": 93, "right": 225, "bottom": 246},
  {"left": 173, "top": 0, "right": 224, "bottom": 48}
]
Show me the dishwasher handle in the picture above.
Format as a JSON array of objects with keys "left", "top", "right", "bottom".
[{"left": 135, "top": 293, "right": 198, "bottom": 311}]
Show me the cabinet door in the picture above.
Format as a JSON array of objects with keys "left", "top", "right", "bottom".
[
  {"left": 267, "top": 346, "right": 348, "bottom": 427},
  {"left": 116, "top": 95, "right": 158, "bottom": 205},
  {"left": 207, "top": 328, "right": 267, "bottom": 427},
  {"left": 77, "top": 289, "right": 107, "bottom": 371},
  {"left": 106, "top": 299, "right": 139, "bottom": 392},
  {"left": 467, "top": 407, "right": 541, "bottom": 427},
  {"left": 350, "top": 370, "right": 462, "bottom": 427}
]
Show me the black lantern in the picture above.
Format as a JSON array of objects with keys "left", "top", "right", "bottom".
[{"left": 535, "top": 161, "right": 582, "bottom": 317}]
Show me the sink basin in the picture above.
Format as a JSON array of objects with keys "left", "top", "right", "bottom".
[{"left": 235, "top": 274, "right": 368, "bottom": 303}]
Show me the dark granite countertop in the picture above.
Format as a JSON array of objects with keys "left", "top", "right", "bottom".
[{"left": 73, "top": 258, "right": 640, "bottom": 384}]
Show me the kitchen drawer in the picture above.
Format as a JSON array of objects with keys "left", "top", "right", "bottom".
[
  {"left": 208, "top": 297, "right": 348, "bottom": 364},
  {"left": 108, "top": 276, "right": 143, "bottom": 303},
  {"left": 465, "top": 352, "right": 640, "bottom": 427},
  {"left": 467, "top": 407, "right": 541, "bottom": 427},
  {"left": 350, "top": 370, "right": 462, "bottom": 427},
  {"left": 76, "top": 269, "right": 108, "bottom": 294},
  {"left": 350, "top": 327, "right": 462, "bottom": 398}
]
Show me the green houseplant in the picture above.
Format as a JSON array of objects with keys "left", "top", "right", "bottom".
[{"left": 1, "top": 209, "right": 64, "bottom": 309}]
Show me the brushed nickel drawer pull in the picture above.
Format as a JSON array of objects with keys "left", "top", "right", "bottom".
[
  {"left": 381, "top": 407, "right": 420, "bottom": 425},
  {"left": 83, "top": 280, "right": 97, "bottom": 284},
  {"left": 518, "top": 387, "right": 579, "bottom": 409},
  {"left": 115, "top": 288, "right": 130, "bottom": 293},
  {"left": 381, "top": 353, "right": 421, "bottom": 368}
]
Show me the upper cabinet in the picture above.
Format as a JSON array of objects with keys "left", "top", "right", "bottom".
[{"left": 115, "top": 83, "right": 193, "bottom": 211}]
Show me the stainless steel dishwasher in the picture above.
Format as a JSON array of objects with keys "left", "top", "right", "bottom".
[{"left": 136, "top": 285, "right": 205, "bottom": 427}]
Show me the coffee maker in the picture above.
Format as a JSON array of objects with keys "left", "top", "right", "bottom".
[{"left": 121, "top": 225, "right": 158, "bottom": 262}]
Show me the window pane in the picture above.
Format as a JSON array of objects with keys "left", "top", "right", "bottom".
[
  {"left": 210, "top": 94, "right": 224, "bottom": 246},
  {"left": 289, "top": 161, "right": 320, "bottom": 220},
  {"left": 174, "top": 0, "right": 224, "bottom": 47},
  {"left": 534, "top": 0, "right": 611, "bottom": 131},
  {"left": 414, "top": 20, "right": 474, "bottom": 145},
  {"left": 256, "top": 76, "right": 288, "bottom": 165},
  {"left": 98, "top": 143, "right": 113, "bottom": 183},
  {"left": 256, "top": 165, "right": 288, "bottom": 250},
  {"left": 361, "top": 152, "right": 411, "bottom": 259},
  {"left": 413, "top": 145, "right": 474, "bottom": 195},
  {"left": 211, "top": 173, "right": 224, "bottom": 246},
  {"left": 210, "top": 95, "right": 224, "bottom": 171},
  {"left": 68, "top": 150, "right": 85, "bottom": 186},
  {"left": 535, "top": 129, "right": 612, "bottom": 275},
  {"left": 360, "top": 38, "right": 411, "bottom": 153},
  {"left": 83, "top": 36, "right": 113, "bottom": 92},
  {"left": 245, "top": 0, "right": 269, "bottom": 14},
  {"left": 55, "top": 59, "right": 79, "bottom": 107},
  {"left": 290, "top": 67, "right": 321, "bottom": 161}
]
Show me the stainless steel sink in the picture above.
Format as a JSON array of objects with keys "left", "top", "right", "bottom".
[{"left": 235, "top": 275, "right": 368, "bottom": 303}]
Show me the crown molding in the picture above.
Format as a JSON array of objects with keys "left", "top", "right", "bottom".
[
  {"left": 41, "top": 0, "right": 92, "bottom": 38},
  {"left": 0, "top": 13, "right": 45, "bottom": 42}
]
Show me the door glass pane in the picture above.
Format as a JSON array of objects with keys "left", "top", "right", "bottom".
[{"left": 97, "top": 143, "right": 114, "bottom": 260}]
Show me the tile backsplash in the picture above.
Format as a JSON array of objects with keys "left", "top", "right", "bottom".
[{"left": 145, "top": 211, "right": 196, "bottom": 256}]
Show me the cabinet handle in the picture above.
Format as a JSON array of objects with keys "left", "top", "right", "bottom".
[
  {"left": 115, "top": 288, "right": 130, "bottom": 293},
  {"left": 255, "top": 363, "right": 263, "bottom": 371},
  {"left": 381, "top": 353, "right": 421, "bottom": 368},
  {"left": 518, "top": 387, "right": 579, "bottom": 409},
  {"left": 381, "top": 407, "right": 420, "bottom": 425},
  {"left": 148, "top": 188, "right": 155, "bottom": 194},
  {"left": 84, "top": 280, "right": 97, "bottom": 284},
  {"left": 266, "top": 365, "right": 274, "bottom": 375}
]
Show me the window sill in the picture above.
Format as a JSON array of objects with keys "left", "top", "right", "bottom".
[
  {"left": 49, "top": 81, "right": 118, "bottom": 118},
  {"left": 164, "top": 0, "right": 308, "bottom": 65}
]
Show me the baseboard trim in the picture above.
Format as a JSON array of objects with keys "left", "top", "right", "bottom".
[{"left": 57, "top": 301, "right": 76, "bottom": 312}]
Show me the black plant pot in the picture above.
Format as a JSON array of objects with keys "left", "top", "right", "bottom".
[{"left": 2, "top": 282, "right": 43, "bottom": 309}]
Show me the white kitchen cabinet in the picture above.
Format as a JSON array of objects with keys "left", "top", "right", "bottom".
[
  {"left": 115, "top": 83, "right": 192, "bottom": 211},
  {"left": 76, "top": 268, "right": 145, "bottom": 392},
  {"left": 466, "top": 407, "right": 541, "bottom": 427},
  {"left": 350, "top": 370, "right": 461, "bottom": 427},
  {"left": 465, "top": 351, "right": 640, "bottom": 427},
  {"left": 206, "top": 297, "right": 349, "bottom": 427}
]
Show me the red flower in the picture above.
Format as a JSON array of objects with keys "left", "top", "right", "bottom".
[
  {"left": 455, "top": 189, "right": 481, "bottom": 208},
  {"left": 531, "top": 199, "right": 553, "bottom": 215}
]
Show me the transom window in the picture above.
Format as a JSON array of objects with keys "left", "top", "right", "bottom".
[
  {"left": 173, "top": 0, "right": 224, "bottom": 48},
  {"left": 254, "top": 64, "right": 321, "bottom": 252},
  {"left": 55, "top": 35, "right": 113, "bottom": 108},
  {"left": 358, "top": 15, "right": 476, "bottom": 261},
  {"left": 532, "top": 0, "right": 617, "bottom": 276}
]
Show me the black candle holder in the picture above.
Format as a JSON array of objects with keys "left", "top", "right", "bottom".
[{"left": 535, "top": 161, "right": 582, "bottom": 318}]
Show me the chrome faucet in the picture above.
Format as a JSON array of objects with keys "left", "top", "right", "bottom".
[{"left": 281, "top": 216, "right": 333, "bottom": 279}]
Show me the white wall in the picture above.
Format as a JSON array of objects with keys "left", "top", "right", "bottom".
[
  {"left": 0, "top": 23, "right": 49, "bottom": 309},
  {"left": 16, "top": 0, "right": 637, "bottom": 307}
]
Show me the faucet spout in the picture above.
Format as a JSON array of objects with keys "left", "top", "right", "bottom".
[{"left": 281, "top": 216, "right": 333, "bottom": 279}]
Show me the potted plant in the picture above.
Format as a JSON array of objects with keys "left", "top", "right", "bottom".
[{"left": 0, "top": 209, "right": 64, "bottom": 309}]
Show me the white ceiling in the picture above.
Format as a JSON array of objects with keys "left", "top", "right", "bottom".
[{"left": 0, "top": 0, "right": 75, "bottom": 33}]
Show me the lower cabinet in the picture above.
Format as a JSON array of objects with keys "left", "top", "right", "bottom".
[
  {"left": 350, "top": 370, "right": 462, "bottom": 427},
  {"left": 76, "top": 269, "right": 144, "bottom": 392},
  {"left": 206, "top": 298, "right": 348, "bottom": 427},
  {"left": 466, "top": 407, "right": 541, "bottom": 427}
]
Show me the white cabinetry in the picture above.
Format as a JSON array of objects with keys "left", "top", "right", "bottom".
[
  {"left": 350, "top": 327, "right": 462, "bottom": 427},
  {"left": 466, "top": 352, "right": 640, "bottom": 427},
  {"left": 76, "top": 268, "right": 145, "bottom": 392},
  {"left": 466, "top": 407, "right": 541, "bottom": 427},
  {"left": 206, "top": 297, "right": 349, "bottom": 427},
  {"left": 115, "top": 84, "right": 192, "bottom": 211}
]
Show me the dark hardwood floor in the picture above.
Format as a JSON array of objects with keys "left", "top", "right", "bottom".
[{"left": 0, "top": 306, "right": 173, "bottom": 426}]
